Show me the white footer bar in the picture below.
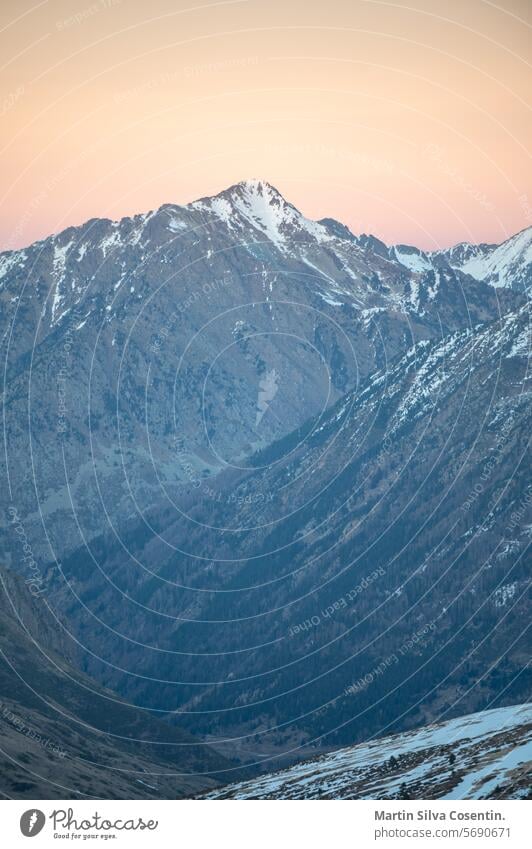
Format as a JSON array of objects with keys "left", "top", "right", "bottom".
[{"left": 3, "top": 799, "right": 529, "bottom": 848}]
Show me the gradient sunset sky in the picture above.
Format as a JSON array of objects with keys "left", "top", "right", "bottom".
[{"left": 1, "top": 0, "right": 531, "bottom": 251}]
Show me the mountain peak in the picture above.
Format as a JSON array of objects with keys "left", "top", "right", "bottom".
[
  {"left": 190, "top": 178, "right": 328, "bottom": 250},
  {"left": 440, "top": 224, "right": 532, "bottom": 291},
  {"left": 196, "top": 178, "right": 286, "bottom": 209},
  {"left": 220, "top": 178, "right": 288, "bottom": 210}
]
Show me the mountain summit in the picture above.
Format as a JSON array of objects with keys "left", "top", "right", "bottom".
[{"left": 190, "top": 178, "right": 330, "bottom": 250}]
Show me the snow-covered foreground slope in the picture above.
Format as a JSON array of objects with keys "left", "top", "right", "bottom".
[{"left": 202, "top": 704, "right": 532, "bottom": 800}]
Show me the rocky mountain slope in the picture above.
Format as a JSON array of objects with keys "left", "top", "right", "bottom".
[
  {"left": 36, "top": 300, "right": 531, "bottom": 769},
  {"left": 0, "top": 565, "right": 236, "bottom": 799},
  {"left": 0, "top": 181, "right": 524, "bottom": 563},
  {"left": 202, "top": 704, "right": 532, "bottom": 799}
]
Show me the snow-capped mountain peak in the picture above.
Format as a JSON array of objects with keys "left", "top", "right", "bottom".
[
  {"left": 441, "top": 226, "right": 532, "bottom": 291},
  {"left": 203, "top": 704, "right": 532, "bottom": 800},
  {"left": 190, "top": 179, "right": 331, "bottom": 250},
  {"left": 392, "top": 243, "right": 433, "bottom": 274},
  {"left": 224, "top": 178, "right": 300, "bottom": 247},
  {"left": 233, "top": 177, "right": 283, "bottom": 198}
]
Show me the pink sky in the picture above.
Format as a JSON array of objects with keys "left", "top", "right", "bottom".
[{"left": 1, "top": 0, "right": 531, "bottom": 252}]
